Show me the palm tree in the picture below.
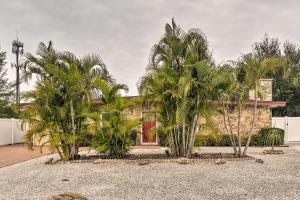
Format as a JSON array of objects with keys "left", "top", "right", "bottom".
[
  {"left": 22, "top": 79, "right": 73, "bottom": 160},
  {"left": 214, "top": 54, "right": 285, "bottom": 157},
  {"left": 138, "top": 18, "right": 214, "bottom": 157},
  {"left": 240, "top": 54, "right": 285, "bottom": 156},
  {"left": 92, "top": 81, "right": 139, "bottom": 158},
  {"left": 212, "top": 64, "right": 239, "bottom": 156},
  {"left": 22, "top": 41, "right": 114, "bottom": 160}
]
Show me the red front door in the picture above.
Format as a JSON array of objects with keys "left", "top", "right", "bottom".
[{"left": 142, "top": 112, "right": 156, "bottom": 143}]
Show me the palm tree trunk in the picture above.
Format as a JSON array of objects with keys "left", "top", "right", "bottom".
[
  {"left": 187, "top": 114, "right": 199, "bottom": 157},
  {"left": 70, "top": 99, "right": 76, "bottom": 160},
  {"left": 222, "top": 104, "right": 238, "bottom": 156},
  {"left": 191, "top": 115, "right": 199, "bottom": 153},
  {"left": 185, "top": 126, "right": 190, "bottom": 152},
  {"left": 187, "top": 97, "right": 200, "bottom": 157},
  {"left": 242, "top": 87, "right": 258, "bottom": 156},
  {"left": 170, "top": 131, "right": 175, "bottom": 155},
  {"left": 55, "top": 146, "right": 64, "bottom": 160},
  {"left": 173, "top": 128, "right": 179, "bottom": 156},
  {"left": 176, "top": 125, "right": 181, "bottom": 156},
  {"left": 226, "top": 112, "right": 237, "bottom": 152},
  {"left": 237, "top": 106, "right": 242, "bottom": 157},
  {"left": 182, "top": 121, "right": 186, "bottom": 155}
]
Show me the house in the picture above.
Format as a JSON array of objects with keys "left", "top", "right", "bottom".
[
  {"left": 21, "top": 79, "right": 285, "bottom": 147},
  {"left": 125, "top": 79, "right": 285, "bottom": 145}
]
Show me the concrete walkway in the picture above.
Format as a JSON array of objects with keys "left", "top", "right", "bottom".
[{"left": 0, "top": 144, "right": 53, "bottom": 168}]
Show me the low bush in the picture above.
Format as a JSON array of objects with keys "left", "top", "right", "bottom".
[
  {"left": 194, "top": 135, "right": 209, "bottom": 146},
  {"left": 130, "top": 130, "right": 138, "bottom": 146},
  {"left": 219, "top": 134, "right": 235, "bottom": 146},
  {"left": 194, "top": 134, "right": 245, "bottom": 147},
  {"left": 194, "top": 127, "right": 284, "bottom": 147},
  {"left": 250, "top": 134, "right": 265, "bottom": 146},
  {"left": 157, "top": 128, "right": 169, "bottom": 147},
  {"left": 256, "top": 128, "right": 284, "bottom": 146}
]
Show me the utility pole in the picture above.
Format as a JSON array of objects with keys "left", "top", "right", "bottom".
[{"left": 12, "top": 39, "right": 24, "bottom": 111}]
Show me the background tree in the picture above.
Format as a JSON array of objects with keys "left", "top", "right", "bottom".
[
  {"left": 0, "top": 47, "right": 16, "bottom": 118},
  {"left": 253, "top": 35, "right": 300, "bottom": 116}
]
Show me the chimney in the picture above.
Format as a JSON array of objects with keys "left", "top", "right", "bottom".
[{"left": 249, "top": 79, "right": 273, "bottom": 101}]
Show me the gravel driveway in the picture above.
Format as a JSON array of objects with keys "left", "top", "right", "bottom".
[{"left": 0, "top": 146, "right": 299, "bottom": 200}]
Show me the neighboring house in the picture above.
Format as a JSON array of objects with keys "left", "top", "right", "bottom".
[{"left": 125, "top": 79, "right": 285, "bottom": 145}]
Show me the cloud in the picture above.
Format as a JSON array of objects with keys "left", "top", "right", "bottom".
[{"left": 1, "top": 0, "right": 300, "bottom": 95}]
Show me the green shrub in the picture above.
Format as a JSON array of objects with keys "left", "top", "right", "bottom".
[
  {"left": 206, "top": 135, "right": 218, "bottom": 146},
  {"left": 254, "top": 128, "right": 284, "bottom": 146},
  {"left": 265, "top": 129, "right": 284, "bottom": 149},
  {"left": 219, "top": 134, "right": 233, "bottom": 146},
  {"left": 194, "top": 128, "right": 284, "bottom": 147},
  {"left": 129, "top": 130, "right": 138, "bottom": 146},
  {"left": 92, "top": 112, "right": 139, "bottom": 158},
  {"left": 250, "top": 134, "right": 265, "bottom": 146},
  {"left": 194, "top": 133, "right": 246, "bottom": 147},
  {"left": 157, "top": 128, "right": 169, "bottom": 147},
  {"left": 194, "top": 134, "right": 209, "bottom": 146}
]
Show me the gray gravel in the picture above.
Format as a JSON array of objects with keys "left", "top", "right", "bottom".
[{"left": 0, "top": 146, "right": 300, "bottom": 200}]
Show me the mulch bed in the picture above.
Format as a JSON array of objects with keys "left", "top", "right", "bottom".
[{"left": 63, "top": 153, "right": 255, "bottom": 164}]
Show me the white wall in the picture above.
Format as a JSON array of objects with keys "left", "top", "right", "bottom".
[
  {"left": 0, "top": 118, "right": 25, "bottom": 146},
  {"left": 272, "top": 117, "right": 300, "bottom": 142}
]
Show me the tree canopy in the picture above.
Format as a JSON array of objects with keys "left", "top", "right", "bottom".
[
  {"left": 0, "top": 47, "right": 16, "bottom": 118},
  {"left": 253, "top": 35, "right": 300, "bottom": 116}
]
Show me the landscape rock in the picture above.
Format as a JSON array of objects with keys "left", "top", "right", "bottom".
[
  {"left": 177, "top": 158, "right": 190, "bottom": 164},
  {"left": 255, "top": 159, "right": 264, "bottom": 164},
  {"left": 42, "top": 192, "right": 87, "bottom": 200},
  {"left": 44, "top": 158, "right": 54, "bottom": 165},
  {"left": 138, "top": 160, "right": 150, "bottom": 165},
  {"left": 215, "top": 159, "right": 226, "bottom": 164},
  {"left": 93, "top": 159, "right": 103, "bottom": 164}
]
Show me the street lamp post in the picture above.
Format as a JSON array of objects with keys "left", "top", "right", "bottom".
[{"left": 12, "top": 39, "right": 24, "bottom": 111}]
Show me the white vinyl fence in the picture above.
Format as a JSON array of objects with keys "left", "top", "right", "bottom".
[
  {"left": 0, "top": 118, "right": 26, "bottom": 146},
  {"left": 272, "top": 117, "right": 300, "bottom": 143}
]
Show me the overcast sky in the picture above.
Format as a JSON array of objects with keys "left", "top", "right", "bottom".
[{"left": 1, "top": 0, "right": 300, "bottom": 95}]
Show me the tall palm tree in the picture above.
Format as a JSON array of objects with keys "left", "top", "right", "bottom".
[
  {"left": 22, "top": 41, "right": 114, "bottom": 160},
  {"left": 240, "top": 54, "right": 285, "bottom": 156},
  {"left": 139, "top": 19, "right": 214, "bottom": 157},
  {"left": 214, "top": 54, "right": 285, "bottom": 157}
]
